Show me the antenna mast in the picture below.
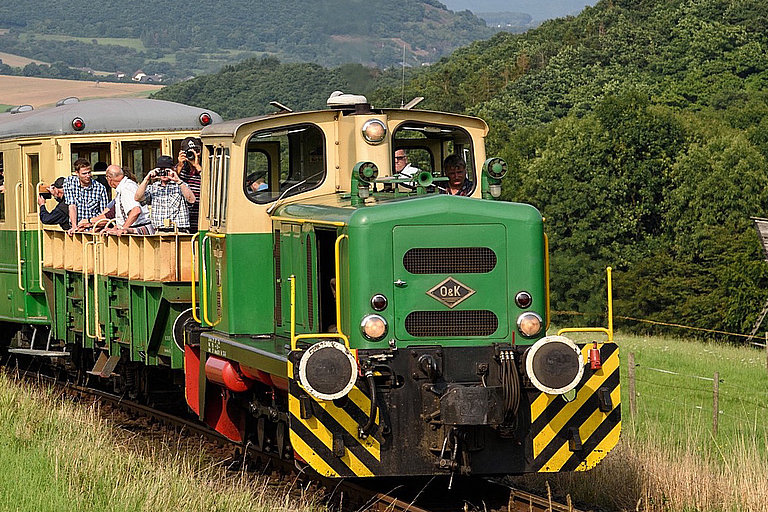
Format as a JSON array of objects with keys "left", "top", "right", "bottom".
[{"left": 400, "top": 43, "right": 406, "bottom": 108}]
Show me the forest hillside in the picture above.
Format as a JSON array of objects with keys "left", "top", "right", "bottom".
[
  {"left": 378, "top": 0, "right": 768, "bottom": 337},
  {"left": 0, "top": 0, "right": 493, "bottom": 80},
  {"left": 161, "top": 0, "right": 768, "bottom": 338}
]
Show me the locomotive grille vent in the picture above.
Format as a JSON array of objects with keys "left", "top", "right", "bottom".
[
  {"left": 405, "top": 310, "right": 498, "bottom": 337},
  {"left": 403, "top": 247, "right": 496, "bottom": 274}
]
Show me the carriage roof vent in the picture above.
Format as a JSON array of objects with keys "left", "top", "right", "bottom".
[
  {"left": 56, "top": 97, "right": 80, "bottom": 106},
  {"left": 10, "top": 105, "right": 34, "bottom": 114},
  {"left": 327, "top": 91, "right": 369, "bottom": 111}
]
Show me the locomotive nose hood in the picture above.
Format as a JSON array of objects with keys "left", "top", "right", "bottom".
[{"left": 347, "top": 195, "right": 546, "bottom": 347}]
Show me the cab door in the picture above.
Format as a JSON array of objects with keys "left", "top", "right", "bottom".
[{"left": 201, "top": 146, "right": 228, "bottom": 329}]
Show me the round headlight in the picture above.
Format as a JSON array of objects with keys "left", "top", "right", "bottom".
[
  {"left": 361, "top": 314, "right": 387, "bottom": 341},
  {"left": 371, "top": 294, "right": 388, "bottom": 311},
  {"left": 515, "top": 291, "right": 532, "bottom": 309},
  {"left": 517, "top": 312, "right": 542, "bottom": 337},
  {"left": 524, "top": 335, "right": 584, "bottom": 395},
  {"left": 362, "top": 119, "right": 387, "bottom": 144}
]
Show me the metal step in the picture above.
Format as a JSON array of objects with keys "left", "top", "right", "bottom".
[
  {"left": 86, "top": 352, "right": 121, "bottom": 378},
  {"left": 7, "top": 348, "right": 69, "bottom": 357}
]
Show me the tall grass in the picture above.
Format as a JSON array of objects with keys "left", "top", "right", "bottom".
[
  {"left": 512, "top": 332, "right": 768, "bottom": 511},
  {"left": 0, "top": 372, "right": 322, "bottom": 512}
]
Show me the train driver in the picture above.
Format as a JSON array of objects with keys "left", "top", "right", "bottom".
[
  {"left": 438, "top": 154, "right": 473, "bottom": 196},
  {"left": 64, "top": 158, "right": 110, "bottom": 235},
  {"left": 394, "top": 148, "right": 420, "bottom": 179}
]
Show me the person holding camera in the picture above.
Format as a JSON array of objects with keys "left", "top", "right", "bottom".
[
  {"left": 38, "top": 177, "right": 71, "bottom": 230},
  {"left": 134, "top": 155, "right": 196, "bottom": 232},
  {"left": 177, "top": 137, "right": 202, "bottom": 230}
]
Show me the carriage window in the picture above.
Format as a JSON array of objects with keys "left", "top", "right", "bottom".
[
  {"left": 27, "top": 154, "right": 39, "bottom": 214},
  {"left": 244, "top": 124, "right": 325, "bottom": 204},
  {"left": 0, "top": 152, "right": 5, "bottom": 222},
  {"left": 392, "top": 122, "right": 475, "bottom": 194},
  {"left": 121, "top": 140, "right": 162, "bottom": 182}
]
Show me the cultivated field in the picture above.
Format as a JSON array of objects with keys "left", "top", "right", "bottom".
[
  {"left": 0, "top": 51, "right": 47, "bottom": 67},
  {"left": 0, "top": 75, "right": 162, "bottom": 109}
]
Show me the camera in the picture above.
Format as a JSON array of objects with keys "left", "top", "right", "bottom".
[
  {"left": 38, "top": 183, "right": 52, "bottom": 199},
  {"left": 155, "top": 169, "right": 168, "bottom": 177},
  {"left": 185, "top": 148, "right": 199, "bottom": 160}
]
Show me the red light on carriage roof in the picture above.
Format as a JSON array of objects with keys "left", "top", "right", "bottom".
[
  {"left": 71, "top": 117, "right": 85, "bottom": 131},
  {"left": 199, "top": 112, "right": 212, "bottom": 126}
]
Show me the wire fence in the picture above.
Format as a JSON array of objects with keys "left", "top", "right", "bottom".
[{"left": 626, "top": 352, "right": 768, "bottom": 436}]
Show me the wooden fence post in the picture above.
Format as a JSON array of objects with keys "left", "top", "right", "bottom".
[
  {"left": 712, "top": 371, "right": 719, "bottom": 436},
  {"left": 628, "top": 352, "right": 636, "bottom": 418}
]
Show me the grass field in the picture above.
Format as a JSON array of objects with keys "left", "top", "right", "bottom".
[
  {"left": 0, "top": 332, "right": 765, "bottom": 511},
  {"left": 0, "top": 75, "right": 162, "bottom": 109},
  {"left": 19, "top": 33, "right": 147, "bottom": 51},
  {"left": 0, "top": 372, "right": 320, "bottom": 512},
  {"left": 0, "top": 51, "right": 48, "bottom": 68},
  {"left": 511, "top": 331, "right": 768, "bottom": 511}
]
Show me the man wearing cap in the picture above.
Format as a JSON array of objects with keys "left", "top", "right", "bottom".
[
  {"left": 64, "top": 158, "right": 109, "bottom": 234},
  {"left": 37, "top": 177, "right": 71, "bottom": 230},
  {"left": 135, "top": 155, "right": 196, "bottom": 232}
]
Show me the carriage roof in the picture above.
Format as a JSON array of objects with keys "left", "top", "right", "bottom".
[{"left": 0, "top": 98, "right": 222, "bottom": 141}]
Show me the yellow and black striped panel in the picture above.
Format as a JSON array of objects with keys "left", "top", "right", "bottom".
[
  {"left": 287, "top": 360, "right": 384, "bottom": 477},
  {"left": 527, "top": 342, "right": 621, "bottom": 472}
]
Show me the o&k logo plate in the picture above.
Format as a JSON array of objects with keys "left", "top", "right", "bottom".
[{"left": 427, "top": 277, "right": 475, "bottom": 308}]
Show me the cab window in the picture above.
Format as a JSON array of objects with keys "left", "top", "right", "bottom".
[
  {"left": 392, "top": 122, "right": 475, "bottom": 192},
  {"left": 244, "top": 124, "right": 325, "bottom": 204}
]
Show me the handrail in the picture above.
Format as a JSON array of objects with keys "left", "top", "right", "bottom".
[
  {"left": 93, "top": 239, "right": 103, "bottom": 339},
  {"left": 14, "top": 182, "right": 25, "bottom": 291},
  {"left": 83, "top": 238, "right": 96, "bottom": 339},
  {"left": 190, "top": 232, "right": 201, "bottom": 323},
  {"left": 36, "top": 181, "right": 44, "bottom": 291},
  {"left": 607, "top": 266, "right": 613, "bottom": 340},
  {"left": 544, "top": 232, "right": 550, "bottom": 331},
  {"left": 201, "top": 232, "right": 225, "bottom": 326},
  {"left": 334, "top": 234, "right": 349, "bottom": 345},
  {"left": 556, "top": 266, "right": 614, "bottom": 342},
  {"left": 289, "top": 233, "right": 351, "bottom": 351},
  {"left": 91, "top": 218, "right": 117, "bottom": 233}
]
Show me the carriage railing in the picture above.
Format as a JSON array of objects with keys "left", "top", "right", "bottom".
[{"left": 41, "top": 227, "right": 194, "bottom": 283}]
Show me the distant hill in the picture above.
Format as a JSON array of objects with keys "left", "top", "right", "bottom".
[
  {"left": 0, "top": 0, "right": 496, "bottom": 80},
  {"left": 440, "top": 0, "right": 595, "bottom": 22}
]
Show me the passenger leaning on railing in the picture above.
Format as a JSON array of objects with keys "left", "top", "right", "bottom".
[
  {"left": 134, "top": 156, "right": 196, "bottom": 233},
  {"left": 64, "top": 158, "right": 109, "bottom": 235},
  {"left": 91, "top": 165, "right": 154, "bottom": 235}
]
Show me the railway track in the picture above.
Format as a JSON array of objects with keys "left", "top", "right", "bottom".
[{"left": 6, "top": 365, "right": 582, "bottom": 512}]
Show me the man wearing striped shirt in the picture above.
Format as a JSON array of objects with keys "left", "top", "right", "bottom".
[
  {"left": 177, "top": 137, "right": 202, "bottom": 231},
  {"left": 64, "top": 158, "right": 109, "bottom": 235}
]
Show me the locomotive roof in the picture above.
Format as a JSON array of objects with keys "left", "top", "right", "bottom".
[
  {"left": 200, "top": 107, "right": 487, "bottom": 138},
  {"left": 0, "top": 98, "right": 223, "bottom": 141}
]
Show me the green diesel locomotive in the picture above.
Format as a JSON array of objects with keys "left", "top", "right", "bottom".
[{"left": 0, "top": 93, "right": 620, "bottom": 479}]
